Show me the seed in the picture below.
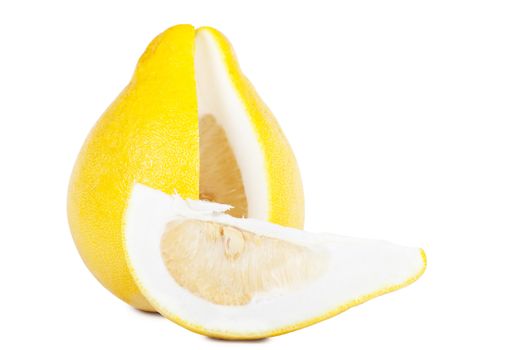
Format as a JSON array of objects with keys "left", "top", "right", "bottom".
[{"left": 222, "top": 226, "right": 245, "bottom": 259}]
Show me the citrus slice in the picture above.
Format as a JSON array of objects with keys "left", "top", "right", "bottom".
[
  {"left": 124, "top": 184, "right": 426, "bottom": 339},
  {"left": 68, "top": 25, "right": 303, "bottom": 311}
]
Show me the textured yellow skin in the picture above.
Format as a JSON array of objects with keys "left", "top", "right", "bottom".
[
  {"left": 68, "top": 25, "right": 305, "bottom": 311},
  {"left": 68, "top": 25, "right": 198, "bottom": 311}
]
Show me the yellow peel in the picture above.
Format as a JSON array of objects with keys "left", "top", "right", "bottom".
[{"left": 68, "top": 25, "right": 198, "bottom": 311}]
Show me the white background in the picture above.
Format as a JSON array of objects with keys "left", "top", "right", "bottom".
[{"left": 1, "top": 0, "right": 524, "bottom": 348}]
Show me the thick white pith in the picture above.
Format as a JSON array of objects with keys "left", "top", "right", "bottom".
[
  {"left": 124, "top": 184, "right": 425, "bottom": 336},
  {"left": 196, "top": 30, "right": 268, "bottom": 220}
]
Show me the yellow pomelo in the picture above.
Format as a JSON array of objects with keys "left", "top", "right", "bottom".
[{"left": 68, "top": 25, "right": 304, "bottom": 311}]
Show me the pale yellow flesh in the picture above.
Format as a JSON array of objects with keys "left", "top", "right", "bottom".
[
  {"left": 199, "top": 115, "right": 248, "bottom": 218},
  {"left": 160, "top": 219, "right": 325, "bottom": 306}
]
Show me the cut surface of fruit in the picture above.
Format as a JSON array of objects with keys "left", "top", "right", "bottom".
[
  {"left": 68, "top": 25, "right": 303, "bottom": 311},
  {"left": 124, "top": 184, "right": 426, "bottom": 339},
  {"left": 198, "top": 114, "right": 248, "bottom": 218},
  {"left": 160, "top": 219, "right": 326, "bottom": 306}
]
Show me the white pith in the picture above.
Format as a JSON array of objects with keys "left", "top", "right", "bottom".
[
  {"left": 124, "top": 184, "right": 425, "bottom": 335},
  {"left": 195, "top": 29, "right": 268, "bottom": 219}
]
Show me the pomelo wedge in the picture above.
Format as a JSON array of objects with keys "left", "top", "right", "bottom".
[
  {"left": 124, "top": 184, "right": 426, "bottom": 339},
  {"left": 68, "top": 25, "right": 303, "bottom": 311}
]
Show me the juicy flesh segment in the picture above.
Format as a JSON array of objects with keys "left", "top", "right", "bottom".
[
  {"left": 160, "top": 219, "right": 326, "bottom": 306},
  {"left": 199, "top": 115, "right": 248, "bottom": 218}
]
